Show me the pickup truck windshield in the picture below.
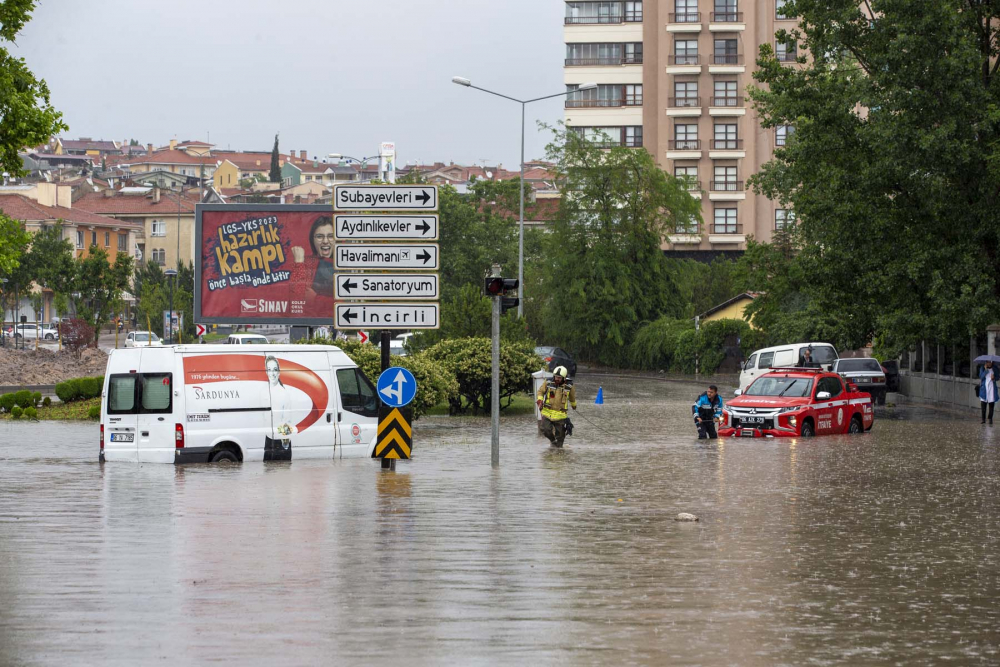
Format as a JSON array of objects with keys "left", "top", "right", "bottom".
[
  {"left": 836, "top": 359, "right": 882, "bottom": 372},
  {"left": 745, "top": 377, "right": 814, "bottom": 397}
]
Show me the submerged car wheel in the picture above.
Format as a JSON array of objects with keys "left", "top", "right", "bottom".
[
  {"left": 848, "top": 415, "right": 863, "bottom": 434},
  {"left": 210, "top": 449, "right": 239, "bottom": 463},
  {"left": 800, "top": 421, "right": 815, "bottom": 437}
]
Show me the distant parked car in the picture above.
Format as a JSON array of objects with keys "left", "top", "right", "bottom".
[
  {"left": 225, "top": 333, "right": 269, "bottom": 345},
  {"left": 831, "top": 358, "right": 887, "bottom": 405},
  {"left": 39, "top": 323, "right": 59, "bottom": 340},
  {"left": 534, "top": 346, "right": 577, "bottom": 377},
  {"left": 125, "top": 331, "right": 162, "bottom": 347}
]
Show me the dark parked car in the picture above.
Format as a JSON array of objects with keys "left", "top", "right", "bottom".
[
  {"left": 882, "top": 360, "right": 900, "bottom": 392},
  {"left": 534, "top": 346, "right": 577, "bottom": 377}
]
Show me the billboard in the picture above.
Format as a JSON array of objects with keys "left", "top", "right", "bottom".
[{"left": 195, "top": 204, "right": 335, "bottom": 325}]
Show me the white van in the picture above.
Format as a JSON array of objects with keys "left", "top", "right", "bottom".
[
  {"left": 100, "top": 344, "right": 380, "bottom": 464},
  {"left": 738, "top": 342, "right": 839, "bottom": 391}
]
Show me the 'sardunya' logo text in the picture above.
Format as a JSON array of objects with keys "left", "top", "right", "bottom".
[{"left": 192, "top": 386, "right": 241, "bottom": 401}]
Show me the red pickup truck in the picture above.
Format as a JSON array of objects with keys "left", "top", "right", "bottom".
[{"left": 718, "top": 367, "right": 874, "bottom": 438}]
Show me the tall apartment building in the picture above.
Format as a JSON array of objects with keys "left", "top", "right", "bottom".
[{"left": 563, "top": 0, "right": 797, "bottom": 254}]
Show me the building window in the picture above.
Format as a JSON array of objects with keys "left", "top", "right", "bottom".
[
  {"left": 151, "top": 220, "right": 166, "bottom": 236},
  {"left": 673, "top": 39, "right": 698, "bottom": 65},
  {"left": 713, "top": 80, "right": 738, "bottom": 106},
  {"left": 713, "top": 207, "right": 738, "bottom": 233},
  {"left": 625, "top": 1, "right": 643, "bottom": 22},
  {"left": 776, "top": 124, "right": 794, "bottom": 146},
  {"left": 776, "top": 0, "right": 789, "bottom": 19},
  {"left": 92, "top": 231, "right": 98, "bottom": 246},
  {"left": 775, "top": 208, "right": 796, "bottom": 230},
  {"left": 673, "top": 123, "right": 699, "bottom": 150},
  {"left": 625, "top": 126, "right": 642, "bottom": 147},
  {"left": 565, "top": 2, "right": 624, "bottom": 24},
  {"left": 713, "top": 0, "right": 740, "bottom": 22},
  {"left": 673, "top": 80, "right": 699, "bottom": 107},
  {"left": 151, "top": 249, "right": 165, "bottom": 265},
  {"left": 676, "top": 215, "right": 700, "bottom": 234},
  {"left": 624, "top": 42, "right": 643, "bottom": 64},
  {"left": 713, "top": 123, "right": 739, "bottom": 149},
  {"left": 104, "top": 232, "right": 110, "bottom": 246},
  {"left": 674, "top": 0, "right": 698, "bottom": 22},
  {"left": 569, "top": 84, "right": 635, "bottom": 107},
  {"left": 776, "top": 39, "right": 797, "bottom": 62},
  {"left": 674, "top": 165, "right": 699, "bottom": 191},
  {"left": 118, "top": 234, "right": 127, "bottom": 251},
  {"left": 566, "top": 42, "right": 625, "bottom": 66},
  {"left": 713, "top": 39, "right": 739, "bottom": 65},
  {"left": 624, "top": 84, "right": 643, "bottom": 105},
  {"left": 712, "top": 166, "right": 739, "bottom": 191},
  {"left": 76, "top": 230, "right": 84, "bottom": 249}
]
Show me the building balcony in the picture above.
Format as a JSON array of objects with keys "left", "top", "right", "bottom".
[
  {"left": 667, "top": 97, "right": 702, "bottom": 116},
  {"left": 669, "top": 140, "right": 701, "bottom": 151},
  {"left": 669, "top": 232, "right": 703, "bottom": 245},
  {"left": 709, "top": 96, "right": 746, "bottom": 115},
  {"left": 709, "top": 54, "right": 745, "bottom": 73},
  {"left": 709, "top": 223, "right": 745, "bottom": 244},
  {"left": 710, "top": 180, "right": 743, "bottom": 192},
  {"left": 670, "top": 54, "right": 701, "bottom": 66},
  {"left": 565, "top": 16, "right": 624, "bottom": 25},
  {"left": 709, "top": 12, "right": 745, "bottom": 31},
  {"left": 711, "top": 139, "right": 742, "bottom": 150},
  {"left": 667, "top": 13, "right": 701, "bottom": 31},
  {"left": 566, "top": 97, "right": 643, "bottom": 108},
  {"left": 777, "top": 52, "right": 799, "bottom": 63},
  {"left": 710, "top": 96, "right": 743, "bottom": 107}
]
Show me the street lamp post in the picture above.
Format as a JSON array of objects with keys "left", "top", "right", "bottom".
[
  {"left": 164, "top": 269, "right": 177, "bottom": 345},
  {"left": 328, "top": 153, "right": 381, "bottom": 184},
  {"left": 452, "top": 77, "right": 597, "bottom": 318}
]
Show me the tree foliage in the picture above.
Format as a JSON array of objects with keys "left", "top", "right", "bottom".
[
  {"left": 748, "top": 0, "right": 1000, "bottom": 356},
  {"left": 535, "top": 126, "right": 701, "bottom": 366},
  {"left": 72, "top": 246, "right": 133, "bottom": 344},
  {"left": 269, "top": 133, "right": 281, "bottom": 184},
  {"left": 0, "top": 0, "right": 67, "bottom": 176},
  {"left": 422, "top": 338, "right": 540, "bottom": 414}
]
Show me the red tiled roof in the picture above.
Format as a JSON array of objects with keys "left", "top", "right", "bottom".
[
  {"left": 60, "top": 139, "right": 119, "bottom": 152},
  {"left": 287, "top": 161, "right": 330, "bottom": 174},
  {"left": 213, "top": 152, "right": 286, "bottom": 171},
  {"left": 177, "top": 140, "right": 213, "bottom": 147},
  {"left": 121, "top": 149, "right": 211, "bottom": 166},
  {"left": 0, "top": 194, "right": 138, "bottom": 227},
  {"left": 73, "top": 190, "right": 197, "bottom": 215}
]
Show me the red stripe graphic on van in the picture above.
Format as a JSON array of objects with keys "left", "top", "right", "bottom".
[{"left": 182, "top": 355, "right": 329, "bottom": 433}]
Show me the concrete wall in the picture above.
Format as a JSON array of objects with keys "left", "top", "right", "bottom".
[{"left": 899, "top": 332, "right": 998, "bottom": 411}]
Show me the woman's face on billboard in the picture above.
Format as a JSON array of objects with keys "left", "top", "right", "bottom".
[{"left": 313, "top": 224, "right": 334, "bottom": 258}]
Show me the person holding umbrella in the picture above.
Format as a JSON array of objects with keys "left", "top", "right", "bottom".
[{"left": 976, "top": 355, "right": 1000, "bottom": 425}]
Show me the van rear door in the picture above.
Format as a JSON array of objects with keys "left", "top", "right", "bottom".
[{"left": 105, "top": 373, "right": 139, "bottom": 460}]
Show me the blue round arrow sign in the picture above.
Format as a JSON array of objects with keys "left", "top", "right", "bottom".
[{"left": 376, "top": 366, "right": 417, "bottom": 408}]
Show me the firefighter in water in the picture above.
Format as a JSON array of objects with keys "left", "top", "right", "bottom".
[
  {"left": 692, "top": 385, "right": 724, "bottom": 439},
  {"left": 537, "top": 366, "right": 577, "bottom": 447}
]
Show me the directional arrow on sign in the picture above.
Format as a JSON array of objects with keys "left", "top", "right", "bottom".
[
  {"left": 417, "top": 250, "right": 432, "bottom": 264},
  {"left": 358, "top": 330, "right": 368, "bottom": 344},
  {"left": 379, "top": 369, "right": 408, "bottom": 404},
  {"left": 374, "top": 406, "right": 413, "bottom": 460},
  {"left": 341, "top": 278, "right": 358, "bottom": 294},
  {"left": 196, "top": 324, "right": 206, "bottom": 337},
  {"left": 416, "top": 220, "right": 431, "bottom": 235},
  {"left": 415, "top": 190, "right": 431, "bottom": 206}
]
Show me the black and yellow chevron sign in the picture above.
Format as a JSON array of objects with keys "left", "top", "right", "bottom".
[{"left": 374, "top": 406, "right": 412, "bottom": 460}]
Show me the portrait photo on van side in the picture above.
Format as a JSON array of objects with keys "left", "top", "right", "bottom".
[{"left": 196, "top": 205, "right": 337, "bottom": 325}]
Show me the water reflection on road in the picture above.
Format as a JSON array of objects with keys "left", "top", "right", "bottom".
[{"left": 1, "top": 374, "right": 999, "bottom": 665}]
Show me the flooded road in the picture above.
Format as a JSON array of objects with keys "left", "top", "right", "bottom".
[{"left": 1, "top": 373, "right": 999, "bottom": 665}]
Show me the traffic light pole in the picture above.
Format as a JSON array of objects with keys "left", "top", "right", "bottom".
[{"left": 490, "top": 265, "right": 501, "bottom": 467}]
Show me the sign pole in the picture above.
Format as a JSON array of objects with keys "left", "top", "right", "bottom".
[
  {"left": 380, "top": 329, "right": 394, "bottom": 470},
  {"left": 490, "top": 264, "right": 501, "bottom": 468}
]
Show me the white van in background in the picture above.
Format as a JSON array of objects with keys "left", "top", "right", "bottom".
[
  {"left": 100, "top": 344, "right": 380, "bottom": 464},
  {"left": 738, "top": 342, "right": 839, "bottom": 392}
]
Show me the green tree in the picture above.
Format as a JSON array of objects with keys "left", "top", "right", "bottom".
[
  {"left": 0, "top": 0, "right": 68, "bottom": 176},
  {"left": 748, "top": 0, "right": 1000, "bottom": 356},
  {"left": 269, "top": 133, "right": 281, "bottom": 184},
  {"left": 0, "top": 211, "right": 29, "bottom": 277},
  {"left": 72, "top": 246, "right": 134, "bottom": 345},
  {"left": 537, "top": 126, "right": 701, "bottom": 365}
]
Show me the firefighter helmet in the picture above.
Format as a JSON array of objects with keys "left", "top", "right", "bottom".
[{"left": 553, "top": 366, "right": 569, "bottom": 378}]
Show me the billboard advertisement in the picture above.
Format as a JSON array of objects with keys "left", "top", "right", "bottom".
[{"left": 195, "top": 204, "right": 335, "bottom": 325}]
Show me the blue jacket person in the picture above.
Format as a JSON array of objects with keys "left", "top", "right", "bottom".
[{"left": 692, "top": 385, "right": 724, "bottom": 439}]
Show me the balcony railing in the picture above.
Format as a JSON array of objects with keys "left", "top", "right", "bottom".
[
  {"left": 565, "top": 57, "right": 623, "bottom": 66},
  {"left": 712, "top": 139, "right": 743, "bottom": 150},
  {"left": 678, "top": 180, "right": 701, "bottom": 191},
  {"left": 566, "top": 97, "right": 643, "bottom": 108},
  {"left": 565, "top": 15, "right": 624, "bottom": 25},
  {"left": 710, "top": 180, "right": 744, "bottom": 191},
  {"left": 712, "top": 223, "right": 743, "bottom": 234},
  {"left": 675, "top": 225, "right": 701, "bottom": 234},
  {"left": 669, "top": 96, "right": 701, "bottom": 107},
  {"left": 776, "top": 51, "right": 799, "bottom": 63},
  {"left": 711, "top": 53, "right": 744, "bottom": 65},
  {"left": 669, "top": 139, "right": 702, "bottom": 150},
  {"left": 669, "top": 54, "right": 701, "bottom": 66},
  {"left": 711, "top": 95, "right": 743, "bottom": 106},
  {"left": 668, "top": 12, "right": 701, "bottom": 23},
  {"left": 623, "top": 55, "right": 643, "bottom": 64},
  {"left": 710, "top": 11, "right": 744, "bottom": 22}
]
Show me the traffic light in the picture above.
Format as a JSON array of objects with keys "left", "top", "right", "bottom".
[
  {"left": 484, "top": 276, "right": 504, "bottom": 296},
  {"left": 500, "top": 278, "right": 519, "bottom": 315}
]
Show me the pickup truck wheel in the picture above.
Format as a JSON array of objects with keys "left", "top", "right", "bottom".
[
  {"left": 44, "top": 334, "right": 54, "bottom": 340},
  {"left": 210, "top": 449, "right": 239, "bottom": 463},
  {"left": 800, "top": 421, "right": 815, "bottom": 437},
  {"left": 848, "top": 415, "right": 863, "bottom": 434}
]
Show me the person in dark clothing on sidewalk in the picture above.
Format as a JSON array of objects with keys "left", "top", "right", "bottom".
[{"left": 692, "top": 385, "right": 724, "bottom": 439}]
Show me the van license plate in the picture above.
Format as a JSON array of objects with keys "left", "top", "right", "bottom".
[{"left": 110, "top": 433, "right": 134, "bottom": 443}]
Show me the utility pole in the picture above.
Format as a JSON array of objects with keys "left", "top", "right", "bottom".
[{"left": 483, "top": 265, "right": 519, "bottom": 468}]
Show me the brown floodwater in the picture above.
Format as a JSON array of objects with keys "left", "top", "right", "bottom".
[{"left": 1, "top": 373, "right": 998, "bottom": 666}]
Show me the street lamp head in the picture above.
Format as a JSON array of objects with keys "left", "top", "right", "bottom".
[
  {"left": 327, "top": 153, "right": 342, "bottom": 160},
  {"left": 452, "top": 76, "right": 472, "bottom": 87},
  {"left": 577, "top": 82, "right": 599, "bottom": 91},
  {"left": 164, "top": 269, "right": 178, "bottom": 277}
]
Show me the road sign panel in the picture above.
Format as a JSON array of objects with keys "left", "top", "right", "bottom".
[
  {"left": 374, "top": 406, "right": 412, "bottom": 460},
  {"left": 377, "top": 366, "right": 417, "bottom": 408},
  {"left": 334, "top": 215, "right": 438, "bottom": 241},
  {"left": 358, "top": 330, "right": 368, "bottom": 344},
  {"left": 334, "top": 185, "right": 438, "bottom": 211},
  {"left": 334, "top": 243, "right": 439, "bottom": 270},
  {"left": 335, "top": 273, "right": 439, "bottom": 301},
  {"left": 195, "top": 324, "right": 206, "bottom": 337},
  {"left": 335, "top": 303, "right": 440, "bottom": 330}
]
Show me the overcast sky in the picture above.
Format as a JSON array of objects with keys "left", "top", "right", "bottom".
[{"left": 13, "top": 0, "right": 566, "bottom": 169}]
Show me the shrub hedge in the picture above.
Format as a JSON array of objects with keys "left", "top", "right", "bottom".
[{"left": 55, "top": 376, "right": 104, "bottom": 403}]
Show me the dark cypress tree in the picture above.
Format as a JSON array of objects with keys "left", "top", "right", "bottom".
[{"left": 269, "top": 133, "right": 281, "bottom": 183}]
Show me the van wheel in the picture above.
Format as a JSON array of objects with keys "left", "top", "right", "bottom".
[
  {"left": 848, "top": 415, "right": 863, "bottom": 434},
  {"left": 800, "top": 421, "right": 815, "bottom": 437},
  {"left": 210, "top": 449, "right": 239, "bottom": 463}
]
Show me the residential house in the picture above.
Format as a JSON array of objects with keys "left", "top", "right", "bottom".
[
  {"left": 53, "top": 138, "right": 121, "bottom": 158},
  {"left": 697, "top": 293, "right": 759, "bottom": 328},
  {"left": 118, "top": 148, "right": 215, "bottom": 180},
  {"left": 74, "top": 186, "right": 200, "bottom": 269}
]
